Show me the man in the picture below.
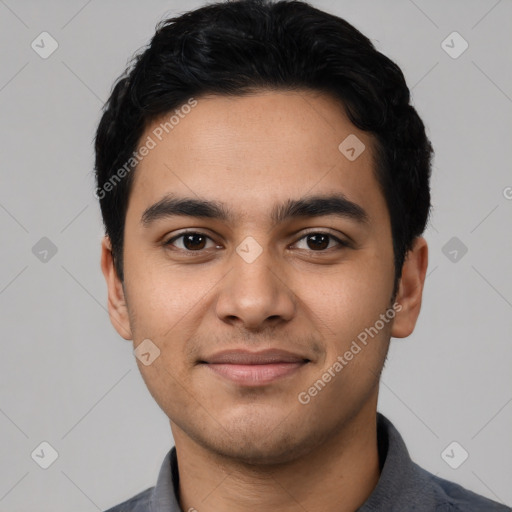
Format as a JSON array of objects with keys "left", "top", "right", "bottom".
[{"left": 95, "top": 0, "right": 509, "bottom": 510}]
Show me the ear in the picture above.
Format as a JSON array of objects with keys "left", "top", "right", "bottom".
[
  {"left": 100, "top": 236, "right": 132, "bottom": 340},
  {"left": 391, "top": 236, "right": 428, "bottom": 338}
]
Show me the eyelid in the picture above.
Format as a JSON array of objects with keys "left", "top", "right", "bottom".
[
  {"left": 164, "top": 229, "right": 221, "bottom": 249},
  {"left": 295, "top": 228, "right": 351, "bottom": 246},
  {"left": 164, "top": 228, "right": 350, "bottom": 252}
]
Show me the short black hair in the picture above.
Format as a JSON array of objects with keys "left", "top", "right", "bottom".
[{"left": 94, "top": 0, "right": 433, "bottom": 294}]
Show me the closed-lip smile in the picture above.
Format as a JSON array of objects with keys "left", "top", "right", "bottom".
[{"left": 200, "top": 348, "right": 310, "bottom": 386}]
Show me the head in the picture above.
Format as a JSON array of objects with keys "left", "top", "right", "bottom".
[{"left": 96, "top": 0, "right": 431, "bottom": 463}]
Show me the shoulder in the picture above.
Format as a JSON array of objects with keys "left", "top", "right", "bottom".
[
  {"left": 415, "top": 464, "right": 510, "bottom": 511},
  {"left": 103, "top": 486, "right": 153, "bottom": 512},
  {"left": 368, "top": 414, "right": 510, "bottom": 511}
]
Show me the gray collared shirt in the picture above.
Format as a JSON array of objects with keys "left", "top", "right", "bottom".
[{"left": 104, "top": 413, "right": 510, "bottom": 511}]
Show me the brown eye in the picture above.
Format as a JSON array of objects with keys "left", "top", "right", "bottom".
[
  {"left": 305, "top": 233, "right": 330, "bottom": 250},
  {"left": 165, "top": 232, "right": 216, "bottom": 251},
  {"left": 293, "top": 232, "right": 348, "bottom": 252}
]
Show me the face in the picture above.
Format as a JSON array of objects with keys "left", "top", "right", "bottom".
[{"left": 102, "top": 90, "right": 427, "bottom": 464}]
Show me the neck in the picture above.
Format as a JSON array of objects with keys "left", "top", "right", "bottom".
[{"left": 171, "top": 406, "right": 381, "bottom": 512}]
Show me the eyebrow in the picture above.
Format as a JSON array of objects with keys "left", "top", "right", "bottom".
[{"left": 141, "top": 193, "right": 369, "bottom": 228}]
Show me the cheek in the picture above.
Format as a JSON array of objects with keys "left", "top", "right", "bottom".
[
  {"left": 294, "top": 263, "right": 394, "bottom": 391},
  {"left": 300, "top": 257, "right": 393, "bottom": 336},
  {"left": 123, "top": 256, "right": 226, "bottom": 368}
]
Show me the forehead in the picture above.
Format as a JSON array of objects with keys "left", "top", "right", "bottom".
[{"left": 127, "top": 90, "right": 386, "bottom": 226}]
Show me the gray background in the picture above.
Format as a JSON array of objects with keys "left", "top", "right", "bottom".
[{"left": 0, "top": 0, "right": 511, "bottom": 510}]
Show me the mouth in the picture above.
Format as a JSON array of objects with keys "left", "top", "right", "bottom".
[{"left": 199, "top": 349, "right": 311, "bottom": 386}]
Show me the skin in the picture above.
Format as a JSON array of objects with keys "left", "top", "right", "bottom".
[{"left": 101, "top": 89, "right": 428, "bottom": 512}]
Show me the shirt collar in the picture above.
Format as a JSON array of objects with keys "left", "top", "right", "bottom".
[
  {"left": 149, "top": 442, "right": 181, "bottom": 511},
  {"left": 357, "top": 412, "right": 432, "bottom": 511},
  {"left": 148, "top": 413, "right": 429, "bottom": 512}
]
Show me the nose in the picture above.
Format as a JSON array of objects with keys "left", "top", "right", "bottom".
[{"left": 214, "top": 244, "right": 296, "bottom": 331}]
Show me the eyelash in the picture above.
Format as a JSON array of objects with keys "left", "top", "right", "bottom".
[{"left": 163, "top": 230, "right": 350, "bottom": 255}]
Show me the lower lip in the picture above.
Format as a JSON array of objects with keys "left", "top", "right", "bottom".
[{"left": 205, "top": 362, "right": 306, "bottom": 386}]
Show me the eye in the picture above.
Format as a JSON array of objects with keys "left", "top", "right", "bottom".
[
  {"left": 164, "top": 231, "right": 219, "bottom": 252},
  {"left": 292, "top": 231, "right": 349, "bottom": 252},
  {"left": 163, "top": 230, "right": 349, "bottom": 254}
]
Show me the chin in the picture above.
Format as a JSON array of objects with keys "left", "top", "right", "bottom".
[
  {"left": 215, "top": 440, "right": 307, "bottom": 466},
  {"left": 202, "top": 421, "right": 321, "bottom": 466}
]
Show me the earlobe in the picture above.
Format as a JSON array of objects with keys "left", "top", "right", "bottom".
[
  {"left": 100, "top": 236, "right": 133, "bottom": 340},
  {"left": 390, "top": 236, "right": 429, "bottom": 339}
]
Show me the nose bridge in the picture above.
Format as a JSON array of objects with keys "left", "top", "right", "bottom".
[
  {"left": 235, "top": 242, "right": 276, "bottom": 292},
  {"left": 231, "top": 238, "right": 281, "bottom": 303},
  {"left": 215, "top": 236, "right": 295, "bottom": 327}
]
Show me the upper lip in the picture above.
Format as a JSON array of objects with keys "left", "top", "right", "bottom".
[{"left": 201, "top": 349, "right": 310, "bottom": 365}]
